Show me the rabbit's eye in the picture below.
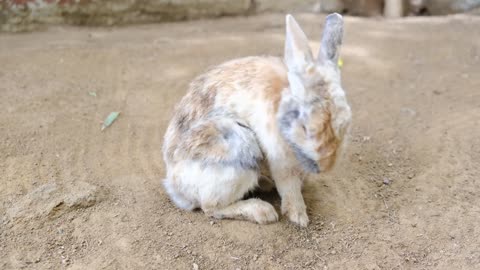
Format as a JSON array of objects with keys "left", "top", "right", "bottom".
[{"left": 289, "top": 109, "right": 299, "bottom": 119}]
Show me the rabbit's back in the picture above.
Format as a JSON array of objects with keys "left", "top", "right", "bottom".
[{"left": 163, "top": 56, "right": 289, "bottom": 164}]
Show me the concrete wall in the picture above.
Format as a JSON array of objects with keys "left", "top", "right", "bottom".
[
  {"left": 0, "top": 0, "right": 321, "bottom": 32},
  {"left": 1, "top": 0, "right": 480, "bottom": 32}
]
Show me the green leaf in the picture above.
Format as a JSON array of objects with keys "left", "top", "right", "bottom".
[{"left": 101, "top": 112, "right": 120, "bottom": 131}]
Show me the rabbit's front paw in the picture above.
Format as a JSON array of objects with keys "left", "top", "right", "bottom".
[{"left": 282, "top": 202, "right": 309, "bottom": 227}]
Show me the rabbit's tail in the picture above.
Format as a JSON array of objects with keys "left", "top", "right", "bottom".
[{"left": 163, "top": 178, "right": 197, "bottom": 211}]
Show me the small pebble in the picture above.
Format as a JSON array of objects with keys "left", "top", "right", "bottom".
[
  {"left": 193, "top": 263, "right": 199, "bottom": 270},
  {"left": 383, "top": 178, "right": 391, "bottom": 185}
]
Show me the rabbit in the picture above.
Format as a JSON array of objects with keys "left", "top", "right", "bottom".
[{"left": 162, "top": 13, "right": 351, "bottom": 227}]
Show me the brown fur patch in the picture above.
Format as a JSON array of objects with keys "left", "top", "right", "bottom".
[
  {"left": 314, "top": 110, "right": 339, "bottom": 171},
  {"left": 264, "top": 74, "right": 287, "bottom": 113},
  {"left": 174, "top": 121, "right": 229, "bottom": 162}
]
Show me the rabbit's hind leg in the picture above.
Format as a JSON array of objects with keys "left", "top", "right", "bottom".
[
  {"left": 198, "top": 165, "right": 278, "bottom": 225},
  {"left": 169, "top": 117, "right": 278, "bottom": 224},
  {"left": 208, "top": 198, "right": 278, "bottom": 225}
]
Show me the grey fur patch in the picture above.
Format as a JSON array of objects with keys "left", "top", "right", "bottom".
[
  {"left": 279, "top": 98, "right": 301, "bottom": 131},
  {"left": 176, "top": 113, "right": 189, "bottom": 132},
  {"left": 280, "top": 109, "right": 299, "bottom": 129},
  {"left": 319, "top": 13, "right": 343, "bottom": 63},
  {"left": 198, "top": 118, "right": 263, "bottom": 172},
  {"left": 291, "top": 144, "right": 320, "bottom": 174},
  {"left": 278, "top": 100, "right": 320, "bottom": 174}
]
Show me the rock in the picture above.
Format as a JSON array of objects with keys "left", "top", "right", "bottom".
[
  {"left": 193, "top": 263, "right": 199, "bottom": 270},
  {"left": 6, "top": 181, "right": 101, "bottom": 222},
  {"left": 317, "top": 0, "right": 346, "bottom": 13},
  {"left": 254, "top": 0, "right": 319, "bottom": 13},
  {"left": 344, "top": 0, "right": 384, "bottom": 16},
  {"left": 316, "top": 0, "right": 480, "bottom": 16},
  {"left": 426, "top": 0, "right": 480, "bottom": 15},
  {"left": 383, "top": 178, "right": 391, "bottom": 185},
  {"left": 0, "top": 0, "right": 253, "bottom": 32},
  {"left": 64, "top": 181, "right": 99, "bottom": 209}
]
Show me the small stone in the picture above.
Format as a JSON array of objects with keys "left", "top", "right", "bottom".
[
  {"left": 210, "top": 221, "right": 215, "bottom": 226},
  {"left": 388, "top": 163, "right": 393, "bottom": 167},
  {"left": 383, "top": 178, "right": 391, "bottom": 185},
  {"left": 192, "top": 263, "right": 199, "bottom": 270},
  {"left": 400, "top": 107, "right": 417, "bottom": 117},
  {"left": 408, "top": 173, "right": 415, "bottom": 179},
  {"left": 253, "top": 254, "right": 258, "bottom": 261},
  {"left": 331, "top": 250, "right": 336, "bottom": 255}
]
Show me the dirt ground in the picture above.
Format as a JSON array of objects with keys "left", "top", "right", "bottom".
[{"left": 1, "top": 13, "right": 480, "bottom": 270}]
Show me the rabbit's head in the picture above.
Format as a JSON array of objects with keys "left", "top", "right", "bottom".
[{"left": 278, "top": 14, "right": 351, "bottom": 174}]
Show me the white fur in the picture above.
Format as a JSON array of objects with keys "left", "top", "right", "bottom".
[{"left": 166, "top": 160, "right": 258, "bottom": 209}]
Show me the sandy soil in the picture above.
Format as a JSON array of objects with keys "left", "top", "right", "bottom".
[{"left": 1, "top": 13, "right": 480, "bottom": 270}]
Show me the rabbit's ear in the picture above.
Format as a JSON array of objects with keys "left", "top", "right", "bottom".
[
  {"left": 287, "top": 71, "right": 306, "bottom": 99},
  {"left": 284, "top": 14, "right": 314, "bottom": 73},
  {"left": 318, "top": 13, "right": 343, "bottom": 66}
]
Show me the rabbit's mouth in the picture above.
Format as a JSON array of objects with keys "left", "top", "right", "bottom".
[{"left": 291, "top": 145, "right": 321, "bottom": 174}]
